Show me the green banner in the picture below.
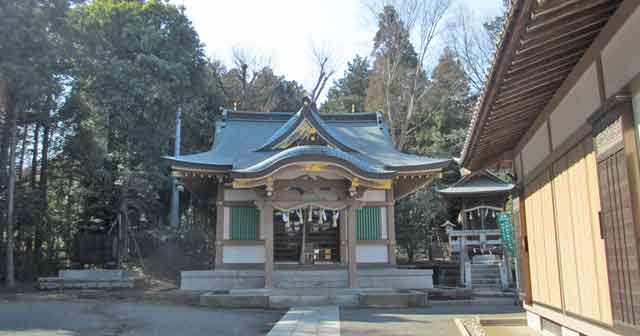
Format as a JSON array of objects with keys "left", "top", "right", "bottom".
[{"left": 497, "top": 212, "right": 515, "bottom": 255}]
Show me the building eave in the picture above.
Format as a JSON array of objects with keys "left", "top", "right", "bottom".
[{"left": 461, "top": 0, "right": 624, "bottom": 170}]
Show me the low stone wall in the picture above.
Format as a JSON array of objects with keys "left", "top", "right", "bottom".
[
  {"left": 38, "top": 269, "right": 141, "bottom": 290},
  {"left": 180, "top": 268, "right": 434, "bottom": 290}
]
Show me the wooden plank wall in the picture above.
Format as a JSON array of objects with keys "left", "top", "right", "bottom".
[
  {"left": 524, "top": 137, "right": 612, "bottom": 324},
  {"left": 552, "top": 139, "right": 612, "bottom": 323},
  {"left": 525, "top": 170, "right": 562, "bottom": 309}
]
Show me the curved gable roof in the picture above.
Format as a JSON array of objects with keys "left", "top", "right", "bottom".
[
  {"left": 164, "top": 106, "right": 452, "bottom": 178},
  {"left": 256, "top": 103, "right": 359, "bottom": 152},
  {"left": 438, "top": 169, "right": 514, "bottom": 196}
]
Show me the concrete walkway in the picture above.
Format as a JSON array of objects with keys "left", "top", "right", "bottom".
[{"left": 267, "top": 305, "right": 340, "bottom": 336}]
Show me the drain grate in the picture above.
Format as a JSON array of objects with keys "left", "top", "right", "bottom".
[{"left": 480, "top": 318, "right": 527, "bottom": 326}]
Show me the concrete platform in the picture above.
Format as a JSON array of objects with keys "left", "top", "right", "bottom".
[
  {"left": 199, "top": 287, "right": 429, "bottom": 309},
  {"left": 181, "top": 267, "right": 433, "bottom": 291}
]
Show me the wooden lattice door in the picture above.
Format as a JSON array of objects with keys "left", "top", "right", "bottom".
[{"left": 595, "top": 109, "right": 640, "bottom": 335}]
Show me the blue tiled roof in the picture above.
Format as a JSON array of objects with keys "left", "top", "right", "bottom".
[
  {"left": 164, "top": 107, "right": 452, "bottom": 178},
  {"left": 438, "top": 170, "right": 514, "bottom": 196}
]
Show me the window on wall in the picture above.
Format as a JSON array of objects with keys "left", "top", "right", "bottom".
[
  {"left": 356, "top": 207, "right": 381, "bottom": 240},
  {"left": 231, "top": 207, "right": 259, "bottom": 240}
]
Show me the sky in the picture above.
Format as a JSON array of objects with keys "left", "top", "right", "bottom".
[{"left": 171, "top": 0, "right": 504, "bottom": 101}]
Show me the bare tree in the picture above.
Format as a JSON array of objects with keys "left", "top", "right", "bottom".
[
  {"left": 231, "top": 47, "right": 272, "bottom": 109},
  {"left": 309, "top": 44, "right": 335, "bottom": 105},
  {"left": 367, "top": 0, "right": 451, "bottom": 150},
  {"left": 447, "top": 5, "right": 499, "bottom": 92}
]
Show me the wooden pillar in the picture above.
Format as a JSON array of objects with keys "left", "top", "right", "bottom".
[
  {"left": 214, "top": 178, "right": 224, "bottom": 266},
  {"left": 518, "top": 194, "right": 533, "bottom": 305},
  {"left": 347, "top": 203, "right": 359, "bottom": 288},
  {"left": 459, "top": 201, "right": 468, "bottom": 286},
  {"left": 386, "top": 189, "right": 396, "bottom": 265},
  {"left": 339, "top": 209, "right": 347, "bottom": 264},
  {"left": 261, "top": 201, "right": 274, "bottom": 288}
]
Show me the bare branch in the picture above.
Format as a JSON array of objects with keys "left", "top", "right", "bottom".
[
  {"left": 309, "top": 44, "right": 335, "bottom": 104},
  {"left": 446, "top": 5, "right": 498, "bottom": 91}
]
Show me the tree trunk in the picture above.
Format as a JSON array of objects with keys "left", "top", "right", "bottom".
[
  {"left": 30, "top": 124, "right": 40, "bottom": 274},
  {"left": 30, "top": 124, "right": 40, "bottom": 187},
  {"left": 3, "top": 83, "right": 17, "bottom": 288},
  {"left": 117, "top": 179, "right": 129, "bottom": 268},
  {"left": 17, "top": 125, "right": 28, "bottom": 180},
  {"left": 35, "top": 124, "right": 50, "bottom": 272},
  {"left": 407, "top": 246, "right": 415, "bottom": 264},
  {"left": 397, "top": 93, "right": 416, "bottom": 151},
  {"left": 0, "top": 81, "right": 9, "bottom": 193}
]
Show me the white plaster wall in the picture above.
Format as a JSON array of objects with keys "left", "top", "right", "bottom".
[
  {"left": 356, "top": 244, "right": 389, "bottom": 263},
  {"left": 357, "top": 190, "right": 386, "bottom": 202},
  {"left": 224, "top": 189, "right": 258, "bottom": 201},
  {"left": 522, "top": 121, "right": 550, "bottom": 176},
  {"left": 223, "top": 207, "right": 230, "bottom": 240},
  {"left": 549, "top": 63, "right": 600, "bottom": 148},
  {"left": 380, "top": 207, "right": 388, "bottom": 240},
  {"left": 223, "top": 245, "right": 265, "bottom": 263},
  {"left": 514, "top": 154, "right": 523, "bottom": 181},
  {"left": 602, "top": 6, "right": 640, "bottom": 97}
]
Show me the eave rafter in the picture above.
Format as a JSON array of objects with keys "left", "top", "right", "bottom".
[{"left": 462, "top": 0, "right": 623, "bottom": 170}]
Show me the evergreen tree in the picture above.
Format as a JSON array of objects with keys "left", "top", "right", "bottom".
[
  {"left": 321, "top": 55, "right": 370, "bottom": 113},
  {"left": 410, "top": 48, "right": 473, "bottom": 157},
  {"left": 0, "top": 0, "right": 71, "bottom": 286},
  {"left": 365, "top": 5, "right": 421, "bottom": 147}
]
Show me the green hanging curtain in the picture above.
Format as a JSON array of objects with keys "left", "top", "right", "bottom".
[
  {"left": 231, "top": 207, "right": 259, "bottom": 240},
  {"left": 356, "top": 207, "right": 380, "bottom": 240}
]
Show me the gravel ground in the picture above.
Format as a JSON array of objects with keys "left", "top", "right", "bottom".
[{"left": 0, "top": 300, "right": 284, "bottom": 336}]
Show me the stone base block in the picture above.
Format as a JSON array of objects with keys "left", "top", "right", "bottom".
[
  {"left": 359, "top": 290, "right": 429, "bottom": 308},
  {"left": 181, "top": 270, "right": 264, "bottom": 291},
  {"left": 360, "top": 268, "right": 433, "bottom": 289}
]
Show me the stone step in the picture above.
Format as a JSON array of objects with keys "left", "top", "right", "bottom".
[
  {"left": 273, "top": 270, "right": 348, "bottom": 288},
  {"left": 471, "top": 274, "right": 501, "bottom": 279},
  {"left": 471, "top": 272, "right": 499, "bottom": 276},
  {"left": 471, "top": 269, "right": 500, "bottom": 274},
  {"left": 472, "top": 284, "right": 503, "bottom": 289},
  {"left": 472, "top": 278, "right": 501, "bottom": 283},
  {"left": 470, "top": 266, "right": 500, "bottom": 270},
  {"left": 472, "top": 279, "right": 501, "bottom": 284}
]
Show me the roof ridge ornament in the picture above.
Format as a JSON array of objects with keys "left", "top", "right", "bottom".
[{"left": 254, "top": 99, "right": 359, "bottom": 152}]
